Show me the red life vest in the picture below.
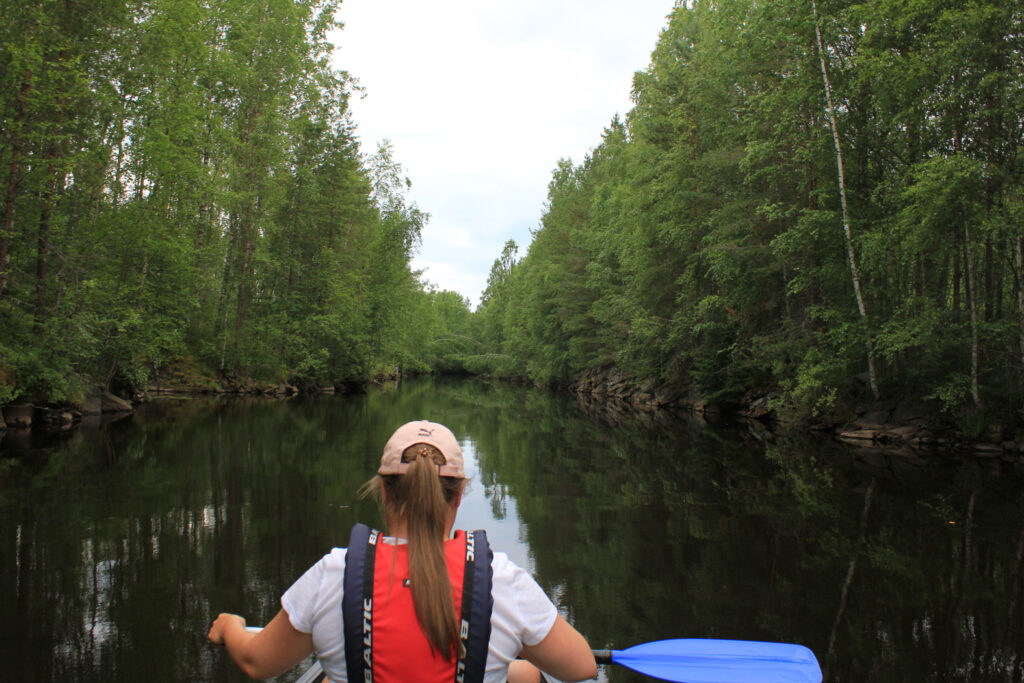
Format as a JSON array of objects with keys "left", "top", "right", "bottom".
[{"left": 343, "top": 524, "right": 493, "bottom": 683}]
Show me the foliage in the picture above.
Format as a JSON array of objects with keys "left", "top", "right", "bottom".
[
  {"left": 6, "top": 0, "right": 1023, "bottom": 429},
  {"left": 471, "top": 0, "right": 1024, "bottom": 428},
  {"left": 0, "top": 0, "right": 468, "bottom": 401}
]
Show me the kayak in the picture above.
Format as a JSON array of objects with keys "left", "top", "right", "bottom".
[
  {"left": 294, "top": 659, "right": 325, "bottom": 683},
  {"left": 289, "top": 660, "right": 559, "bottom": 683},
  {"left": 242, "top": 628, "right": 820, "bottom": 682}
]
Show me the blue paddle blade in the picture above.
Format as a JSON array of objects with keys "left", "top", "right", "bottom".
[{"left": 610, "top": 638, "right": 822, "bottom": 683}]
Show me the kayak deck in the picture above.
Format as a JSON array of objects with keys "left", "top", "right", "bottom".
[{"left": 295, "top": 659, "right": 325, "bottom": 683}]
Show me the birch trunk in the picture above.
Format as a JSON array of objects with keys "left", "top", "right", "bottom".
[
  {"left": 963, "top": 223, "right": 981, "bottom": 406},
  {"left": 811, "top": 0, "right": 880, "bottom": 400},
  {"left": 34, "top": 162, "right": 60, "bottom": 331}
]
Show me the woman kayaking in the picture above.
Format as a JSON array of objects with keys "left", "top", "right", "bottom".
[{"left": 208, "top": 419, "right": 597, "bottom": 683}]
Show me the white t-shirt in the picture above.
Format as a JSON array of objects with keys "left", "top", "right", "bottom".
[{"left": 281, "top": 539, "right": 558, "bottom": 683}]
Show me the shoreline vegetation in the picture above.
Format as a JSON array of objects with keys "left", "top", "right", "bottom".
[
  {"left": 2, "top": 367, "right": 1020, "bottom": 462},
  {"left": 3, "top": 1, "right": 1024, "bottom": 458}
]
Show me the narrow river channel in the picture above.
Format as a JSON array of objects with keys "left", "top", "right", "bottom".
[{"left": 2, "top": 377, "right": 1023, "bottom": 681}]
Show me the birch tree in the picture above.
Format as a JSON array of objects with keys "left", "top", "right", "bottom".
[{"left": 810, "top": 0, "right": 880, "bottom": 401}]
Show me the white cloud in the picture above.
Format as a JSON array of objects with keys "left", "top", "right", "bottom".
[{"left": 332, "top": 0, "right": 674, "bottom": 308}]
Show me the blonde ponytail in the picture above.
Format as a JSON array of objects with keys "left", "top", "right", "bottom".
[{"left": 370, "top": 443, "right": 465, "bottom": 660}]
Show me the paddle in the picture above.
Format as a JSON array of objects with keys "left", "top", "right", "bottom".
[
  {"left": 592, "top": 638, "right": 822, "bottom": 683},
  {"left": 283, "top": 638, "right": 821, "bottom": 683}
]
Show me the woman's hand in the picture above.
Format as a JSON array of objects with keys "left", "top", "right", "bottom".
[
  {"left": 208, "top": 609, "right": 314, "bottom": 679},
  {"left": 208, "top": 613, "right": 246, "bottom": 647}
]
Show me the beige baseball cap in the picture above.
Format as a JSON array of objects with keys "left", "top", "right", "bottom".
[{"left": 379, "top": 420, "right": 465, "bottom": 478}]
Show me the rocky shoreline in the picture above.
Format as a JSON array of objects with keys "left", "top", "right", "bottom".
[
  {"left": 566, "top": 367, "right": 1023, "bottom": 460},
  {"left": 0, "top": 376, "right": 360, "bottom": 449},
  {"left": 1, "top": 391, "right": 135, "bottom": 432},
  {"left": 3, "top": 367, "right": 1018, "bottom": 460}
]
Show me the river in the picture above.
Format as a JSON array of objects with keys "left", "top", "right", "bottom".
[{"left": 1, "top": 377, "right": 1023, "bottom": 681}]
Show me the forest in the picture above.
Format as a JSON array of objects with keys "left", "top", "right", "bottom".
[
  {"left": 3, "top": 0, "right": 1024, "bottom": 436},
  {"left": 472, "top": 0, "right": 1024, "bottom": 434},
  {"left": 0, "top": 0, "right": 473, "bottom": 407}
]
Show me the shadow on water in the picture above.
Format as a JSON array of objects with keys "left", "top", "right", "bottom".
[{"left": 2, "top": 377, "right": 1024, "bottom": 681}]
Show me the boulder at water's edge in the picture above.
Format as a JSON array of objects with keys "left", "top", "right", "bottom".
[{"left": 100, "top": 392, "right": 133, "bottom": 413}]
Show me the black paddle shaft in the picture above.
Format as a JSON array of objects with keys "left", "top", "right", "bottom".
[{"left": 592, "top": 650, "right": 613, "bottom": 664}]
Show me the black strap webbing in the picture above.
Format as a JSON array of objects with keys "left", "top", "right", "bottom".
[
  {"left": 455, "top": 530, "right": 493, "bottom": 683},
  {"left": 343, "top": 523, "right": 378, "bottom": 683}
]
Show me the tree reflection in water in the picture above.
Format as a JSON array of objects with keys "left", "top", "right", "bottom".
[{"left": 1, "top": 377, "right": 1022, "bottom": 681}]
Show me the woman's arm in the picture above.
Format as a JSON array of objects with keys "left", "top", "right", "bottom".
[
  {"left": 208, "top": 609, "right": 314, "bottom": 680},
  {"left": 519, "top": 615, "right": 597, "bottom": 682}
]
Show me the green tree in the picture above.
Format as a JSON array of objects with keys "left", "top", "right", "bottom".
[
  {"left": 0, "top": 0, "right": 461, "bottom": 403},
  {"left": 471, "top": 0, "right": 1024, "bottom": 430}
]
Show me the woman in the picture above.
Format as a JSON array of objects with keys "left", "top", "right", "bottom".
[{"left": 208, "top": 420, "right": 597, "bottom": 683}]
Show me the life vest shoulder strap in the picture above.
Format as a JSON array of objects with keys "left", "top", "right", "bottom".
[
  {"left": 342, "top": 524, "right": 493, "bottom": 683},
  {"left": 342, "top": 523, "right": 379, "bottom": 681},
  {"left": 457, "top": 528, "right": 493, "bottom": 683}
]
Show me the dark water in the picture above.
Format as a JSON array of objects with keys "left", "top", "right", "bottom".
[{"left": 2, "top": 377, "right": 1024, "bottom": 682}]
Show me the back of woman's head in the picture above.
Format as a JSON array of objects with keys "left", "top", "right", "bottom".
[{"left": 364, "top": 421, "right": 467, "bottom": 660}]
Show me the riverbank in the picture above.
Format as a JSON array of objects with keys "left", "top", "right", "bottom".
[
  {"left": 566, "top": 367, "right": 1024, "bottom": 460},
  {"left": 3, "top": 364, "right": 1019, "bottom": 461},
  {"left": 0, "top": 371, "right": 372, "bottom": 450}
]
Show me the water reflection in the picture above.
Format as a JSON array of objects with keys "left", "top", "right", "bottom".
[{"left": 1, "top": 378, "right": 1023, "bottom": 681}]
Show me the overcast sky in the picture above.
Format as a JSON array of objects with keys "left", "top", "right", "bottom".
[{"left": 332, "top": 0, "right": 676, "bottom": 308}]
